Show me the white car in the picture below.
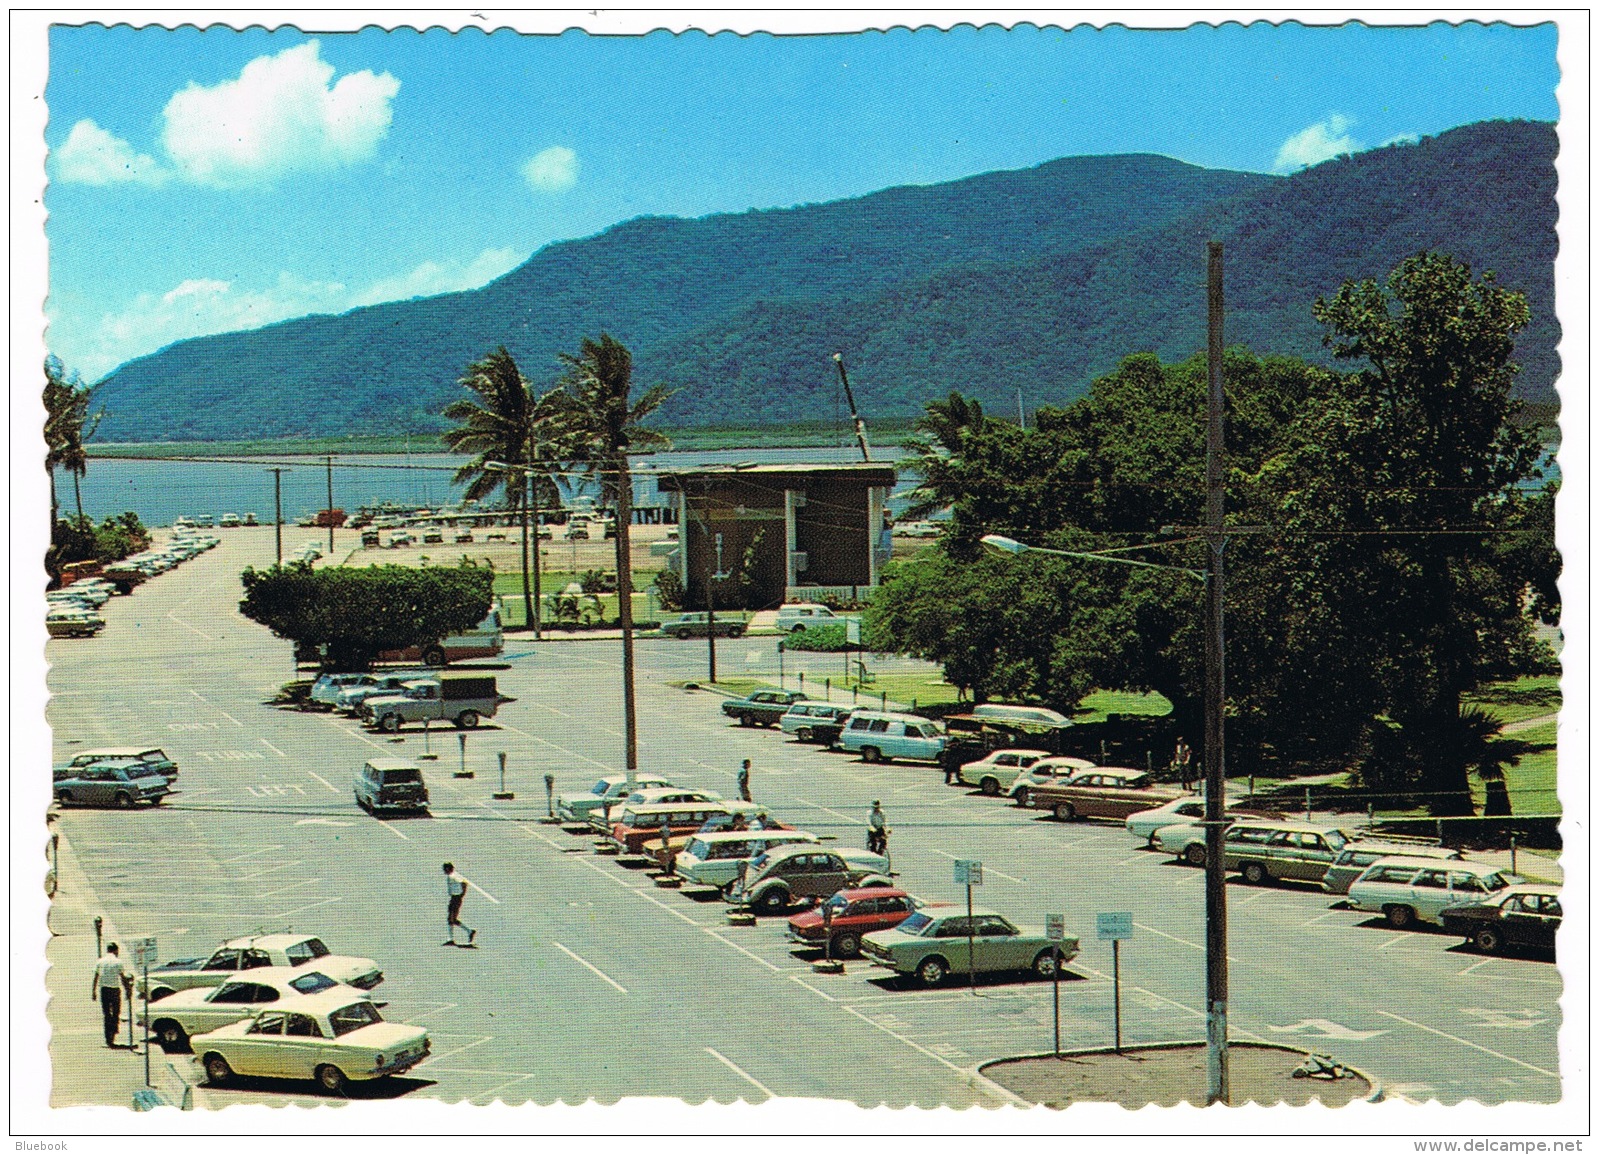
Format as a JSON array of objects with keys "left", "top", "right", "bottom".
[
  {"left": 148, "top": 966, "right": 357, "bottom": 1053},
  {"left": 773, "top": 603, "right": 840, "bottom": 632},
  {"left": 193, "top": 990, "right": 430, "bottom": 1094},
  {"left": 1346, "top": 857, "right": 1519, "bottom": 929},
  {"left": 555, "top": 773, "right": 673, "bottom": 824},
  {"left": 1124, "top": 797, "right": 1213, "bottom": 844},
  {"left": 1007, "top": 756, "right": 1096, "bottom": 807},
  {"left": 586, "top": 785, "right": 724, "bottom": 833},
  {"left": 143, "top": 934, "right": 383, "bottom": 1000},
  {"left": 957, "top": 749, "right": 1052, "bottom": 795}
]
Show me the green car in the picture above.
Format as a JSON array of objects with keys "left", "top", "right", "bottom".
[{"left": 861, "top": 908, "right": 1079, "bottom": 987}]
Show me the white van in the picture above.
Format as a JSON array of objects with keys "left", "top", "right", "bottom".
[
  {"left": 674, "top": 829, "right": 821, "bottom": 890},
  {"left": 774, "top": 603, "right": 840, "bottom": 632},
  {"left": 1346, "top": 857, "right": 1517, "bottom": 928},
  {"left": 838, "top": 710, "right": 946, "bottom": 763}
]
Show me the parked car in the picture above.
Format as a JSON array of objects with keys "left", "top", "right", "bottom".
[
  {"left": 1440, "top": 884, "right": 1561, "bottom": 955},
  {"left": 333, "top": 672, "right": 429, "bottom": 714},
  {"left": 838, "top": 710, "right": 947, "bottom": 764},
  {"left": 1346, "top": 857, "right": 1519, "bottom": 928},
  {"left": 55, "top": 746, "right": 179, "bottom": 783},
  {"left": 609, "top": 801, "right": 743, "bottom": 855},
  {"left": 895, "top": 521, "right": 943, "bottom": 538},
  {"left": 1008, "top": 757, "right": 1097, "bottom": 807},
  {"left": 219, "top": 513, "right": 242, "bottom": 528},
  {"left": 786, "top": 887, "right": 923, "bottom": 957},
  {"left": 658, "top": 612, "right": 748, "bottom": 639},
  {"left": 773, "top": 603, "right": 840, "bottom": 632},
  {"left": 957, "top": 748, "right": 1052, "bottom": 795},
  {"left": 422, "top": 525, "right": 445, "bottom": 544},
  {"left": 361, "top": 674, "right": 514, "bottom": 731},
  {"left": 148, "top": 967, "right": 354, "bottom": 1052},
  {"left": 1154, "top": 818, "right": 1358, "bottom": 883},
  {"left": 779, "top": 702, "right": 854, "bottom": 745},
  {"left": 46, "top": 607, "right": 106, "bottom": 638},
  {"left": 54, "top": 763, "right": 170, "bottom": 808},
  {"left": 310, "top": 673, "right": 370, "bottom": 710},
  {"left": 193, "top": 991, "right": 430, "bottom": 1093},
  {"left": 1320, "top": 839, "right": 1463, "bottom": 895},
  {"left": 143, "top": 934, "right": 383, "bottom": 1001},
  {"left": 1025, "top": 769, "right": 1188, "bottom": 823},
  {"left": 727, "top": 844, "right": 892, "bottom": 915},
  {"left": 587, "top": 785, "right": 725, "bottom": 833},
  {"left": 673, "top": 829, "right": 821, "bottom": 891},
  {"left": 861, "top": 908, "right": 1078, "bottom": 986},
  {"left": 353, "top": 759, "right": 430, "bottom": 815},
  {"left": 555, "top": 773, "right": 673, "bottom": 824},
  {"left": 721, "top": 688, "right": 810, "bottom": 727},
  {"left": 453, "top": 528, "right": 475, "bottom": 543}
]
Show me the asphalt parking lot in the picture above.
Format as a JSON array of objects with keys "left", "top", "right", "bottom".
[{"left": 44, "top": 527, "right": 1562, "bottom": 1109}]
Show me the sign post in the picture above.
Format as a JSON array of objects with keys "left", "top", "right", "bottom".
[
  {"left": 1097, "top": 912, "right": 1133, "bottom": 1053},
  {"left": 1046, "top": 913, "right": 1066, "bottom": 1057},
  {"left": 953, "top": 860, "right": 982, "bottom": 994},
  {"left": 128, "top": 936, "right": 157, "bottom": 1084}
]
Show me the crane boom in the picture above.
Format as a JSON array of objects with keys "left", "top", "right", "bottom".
[{"left": 831, "top": 353, "right": 872, "bottom": 463}]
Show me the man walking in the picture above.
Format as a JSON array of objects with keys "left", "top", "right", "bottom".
[
  {"left": 442, "top": 862, "right": 477, "bottom": 947},
  {"left": 736, "top": 759, "right": 753, "bottom": 803},
  {"left": 867, "top": 800, "right": 888, "bottom": 856},
  {"left": 92, "top": 941, "right": 129, "bottom": 1047},
  {"left": 1172, "top": 736, "right": 1194, "bottom": 791}
]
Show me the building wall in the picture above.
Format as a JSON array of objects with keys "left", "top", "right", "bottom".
[
  {"left": 793, "top": 478, "right": 872, "bottom": 589},
  {"left": 680, "top": 480, "right": 788, "bottom": 609}
]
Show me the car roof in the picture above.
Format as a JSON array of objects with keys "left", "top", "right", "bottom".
[
  {"left": 273, "top": 988, "right": 380, "bottom": 1014},
  {"left": 1500, "top": 884, "right": 1561, "bottom": 898},
  {"left": 365, "top": 758, "right": 423, "bottom": 772},
  {"left": 207, "top": 965, "right": 337, "bottom": 987},
  {"left": 1363, "top": 855, "right": 1504, "bottom": 872},
  {"left": 220, "top": 933, "right": 330, "bottom": 950},
  {"left": 834, "top": 887, "right": 910, "bottom": 901},
  {"left": 985, "top": 748, "right": 1052, "bottom": 758},
  {"left": 688, "top": 829, "right": 815, "bottom": 844},
  {"left": 72, "top": 748, "right": 157, "bottom": 759}
]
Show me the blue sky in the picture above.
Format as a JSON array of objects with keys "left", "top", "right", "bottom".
[{"left": 42, "top": 18, "right": 1560, "bottom": 382}]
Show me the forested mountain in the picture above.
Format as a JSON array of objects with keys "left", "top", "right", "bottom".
[{"left": 88, "top": 120, "right": 1556, "bottom": 441}]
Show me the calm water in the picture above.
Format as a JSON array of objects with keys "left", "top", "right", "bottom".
[{"left": 59, "top": 446, "right": 917, "bottom": 528}]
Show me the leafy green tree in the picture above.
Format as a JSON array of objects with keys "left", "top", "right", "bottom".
[
  {"left": 239, "top": 560, "right": 495, "bottom": 670},
  {"left": 559, "top": 334, "right": 675, "bottom": 771},
  {"left": 443, "top": 347, "right": 575, "bottom": 636},
  {"left": 43, "top": 356, "right": 103, "bottom": 523}
]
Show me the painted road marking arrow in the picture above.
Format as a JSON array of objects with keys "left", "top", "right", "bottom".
[
  {"left": 295, "top": 817, "right": 354, "bottom": 827},
  {"left": 1460, "top": 1008, "right": 1548, "bottom": 1030},
  {"left": 1267, "top": 1018, "right": 1388, "bottom": 1041}
]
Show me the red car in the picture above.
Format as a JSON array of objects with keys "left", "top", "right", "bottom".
[{"left": 785, "top": 887, "right": 923, "bottom": 958}]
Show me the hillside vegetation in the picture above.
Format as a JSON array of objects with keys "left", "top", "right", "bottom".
[{"left": 89, "top": 120, "right": 1556, "bottom": 442}]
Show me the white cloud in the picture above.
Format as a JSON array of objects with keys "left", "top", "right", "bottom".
[
  {"left": 522, "top": 146, "right": 579, "bottom": 192},
  {"left": 1273, "top": 114, "right": 1364, "bottom": 173},
  {"left": 56, "top": 247, "right": 525, "bottom": 380},
  {"left": 54, "top": 42, "right": 399, "bottom": 190},
  {"left": 52, "top": 119, "right": 169, "bottom": 186},
  {"left": 1381, "top": 131, "right": 1421, "bottom": 148}
]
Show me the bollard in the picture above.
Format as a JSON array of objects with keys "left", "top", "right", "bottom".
[
  {"left": 493, "top": 751, "right": 514, "bottom": 800},
  {"left": 1510, "top": 834, "right": 1518, "bottom": 875},
  {"left": 420, "top": 717, "right": 439, "bottom": 760},
  {"left": 824, "top": 676, "right": 830, "bottom": 701},
  {"left": 545, "top": 774, "right": 556, "bottom": 816},
  {"left": 94, "top": 916, "right": 103, "bottom": 957},
  {"left": 880, "top": 690, "right": 887, "bottom": 711},
  {"left": 455, "top": 732, "right": 474, "bottom": 778}
]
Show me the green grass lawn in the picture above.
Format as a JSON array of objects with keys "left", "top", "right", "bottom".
[
  {"left": 1465, "top": 673, "right": 1561, "bottom": 725},
  {"left": 1072, "top": 690, "right": 1173, "bottom": 724}
]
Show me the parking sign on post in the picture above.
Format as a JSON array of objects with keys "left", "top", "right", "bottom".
[
  {"left": 952, "top": 861, "right": 983, "bottom": 993},
  {"left": 1096, "top": 912, "right": 1133, "bottom": 1052},
  {"left": 953, "top": 860, "right": 982, "bottom": 886},
  {"left": 127, "top": 937, "right": 157, "bottom": 1085},
  {"left": 1046, "top": 913, "right": 1066, "bottom": 1056}
]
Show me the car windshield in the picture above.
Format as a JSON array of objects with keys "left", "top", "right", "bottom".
[
  {"left": 328, "top": 1002, "right": 383, "bottom": 1036},
  {"left": 1323, "top": 830, "right": 1350, "bottom": 852},
  {"left": 288, "top": 972, "right": 338, "bottom": 995},
  {"left": 1483, "top": 872, "right": 1512, "bottom": 891},
  {"left": 684, "top": 839, "right": 709, "bottom": 859},
  {"left": 298, "top": 938, "right": 330, "bottom": 959},
  {"left": 589, "top": 779, "right": 613, "bottom": 796},
  {"left": 898, "top": 912, "right": 933, "bottom": 936},
  {"left": 383, "top": 769, "right": 423, "bottom": 784},
  {"left": 823, "top": 894, "right": 849, "bottom": 913}
]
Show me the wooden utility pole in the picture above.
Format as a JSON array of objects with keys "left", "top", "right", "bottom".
[
  {"left": 325, "top": 455, "right": 335, "bottom": 553},
  {"left": 268, "top": 467, "right": 288, "bottom": 564}
]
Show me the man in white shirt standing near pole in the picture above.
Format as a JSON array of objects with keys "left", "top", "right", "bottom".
[
  {"left": 442, "top": 862, "right": 477, "bottom": 947},
  {"left": 92, "top": 941, "right": 130, "bottom": 1046}
]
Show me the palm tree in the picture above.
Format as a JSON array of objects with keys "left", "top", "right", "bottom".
[
  {"left": 443, "top": 348, "right": 571, "bottom": 638},
  {"left": 44, "top": 356, "right": 102, "bottom": 523},
  {"left": 559, "top": 334, "right": 673, "bottom": 773},
  {"left": 900, "top": 391, "right": 984, "bottom": 520}
]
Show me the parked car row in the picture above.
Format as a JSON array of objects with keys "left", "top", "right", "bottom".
[
  {"left": 49, "top": 529, "right": 220, "bottom": 637},
  {"left": 52, "top": 745, "right": 180, "bottom": 808},
  {"left": 133, "top": 931, "right": 427, "bottom": 1093}
]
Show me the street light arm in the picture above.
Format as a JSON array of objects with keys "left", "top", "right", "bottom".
[{"left": 980, "top": 534, "right": 1205, "bottom": 581}]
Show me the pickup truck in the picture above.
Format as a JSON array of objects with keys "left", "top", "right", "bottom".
[
  {"left": 721, "top": 689, "right": 810, "bottom": 727},
  {"left": 360, "top": 674, "right": 514, "bottom": 732}
]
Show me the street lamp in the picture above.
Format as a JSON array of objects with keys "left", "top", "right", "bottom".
[
  {"left": 706, "top": 532, "right": 730, "bottom": 682},
  {"left": 485, "top": 460, "right": 542, "bottom": 641},
  {"left": 981, "top": 530, "right": 1229, "bottom": 1101}
]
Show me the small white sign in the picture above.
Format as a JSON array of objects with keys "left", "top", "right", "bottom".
[
  {"left": 127, "top": 936, "right": 157, "bottom": 968},
  {"left": 953, "top": 859, "right": 983, "bottom": 886},
  {"left": 1096, "top": 911, "right": 1133, "bottom": 941},
  {"left": 846, "top": 618, "right": 862, "bottom": 646},
  {"left": 1045, "top": 913, "right": 1067, "bottom": 942}
]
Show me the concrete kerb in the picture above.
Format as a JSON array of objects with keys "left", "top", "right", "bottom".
[{"left": 970, "top": 1040, "right": 1383, "bottom": 1109}]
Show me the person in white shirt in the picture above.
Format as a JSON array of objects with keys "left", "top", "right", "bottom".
[
  {"left": 867, "top": 800, "right": 888, "bottom": 855},
  {"left": 442, "top": 862, "right": 476, "bottom": 947},
  {"left": 91, "top": 942, "right": 129, "bottom": 1046}
]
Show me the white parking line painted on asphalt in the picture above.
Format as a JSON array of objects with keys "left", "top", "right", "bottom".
[
  {"left": 304, "top": 769, "right": 339, "bottom": 793},
  {"left": 257, "top": 879, "right": 324, "bottom": 898},
  {"left": 374, "top": 820, "right": 411, "bottom": 841},
  {"left": 494, "top": 718, "right": 612, "bottom": 771},
  {"left": 186, "top": 688, "right": 244, "bottom": 727},
  {"left": 704, "top": 1047, "right": 775, "bottom": 1100},
  {"left": 274, "top": 896, "right": 344, "bottom": 919},
  {"left": 473, "top": 1074, "right": 538, "bottom": 1103},
  {"left": 221, "top": 845, "right": 284, "bottom": 864},
  {"left": 424, "top": 1034, "right": 497, "bottom": 1064},
  {"left": 239, "top": 861, "right": 303, "bottom": 880},
  {"left": 788, "top": 975, "right": 838, "bottom": 1001},
  {"left": 837, "top": 1003, "right": 1028, "bottom": 1105},
  {"left": 552, "top": 941, "right": 628, "bottom": 993},
  {"left": 1299, "top": 911, "right": 1347, "bottom": 928},
  {"left": 794, "top": 798, "right": 865, "bottom": 825},
  {"left": 258, "top": 738, "right": 288, "bottom": 758},
  {"left": 929, "top": 849, "right": 1025, "bottom": 884},
  {"left": 1132, "top": 921, "right": 1239, "bottom": 963},
  {"left": 166, "top": 611, "right": 214, "bottom": 641},
  {"left": 1373, "top": 1009, "right": 1558, "bottom": 1077}
]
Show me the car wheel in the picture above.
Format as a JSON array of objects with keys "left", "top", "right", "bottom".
[
  {"left": 754, "top": 888, "right": 789, "bottom": 916},
  {"left": 1241, "top": 862, "right": 1269, "bottom": 886},
  {"left": 730, "top": 627, "right": 745, "bottom": 638},
  {"left": 1014, "top": 788, "right": 1031, "bottom": 808},
  {"left": 113, "top": 792, "right": 133, "bottom": 809},
  {"left": 790, "top": 623, "right": 805, "bottom": 633},
  {"left": 148, "top": 987, "right": 175, "bottom": 1003},
  {"left": 203, "top": 1053, "right": 233, "bottom": 1086},
  {"left": 55, "top": 791, "right": 72, "bottom": 806},
  {"left": 422, "top": 646, "right": 447, "bottom": 667},
  {"left": 153, "top": 1019, "right": 188, "bottom": 1053},
  {"left": 832, "top": 931, "right": 861, "bottom": 958},
  {"left": 861, "top": 746, "right": 881, "bottom": 764},
  {"left": 739, "top": 713, "right": 754, "bottom": 727},
  {"left": 916, "top": 956, "right": 948, "bottom": 986},
  {"left": 980, "top": 777, "right": 1001, "bottom": 797},
  {"left": 455, "top": 710, "right": 480, "bottom": 730},
  {"left": 315, "top": 1064, "right": 348, "bottom": 1094},
  {"left": 1474, "top": 925, "right": 1504, "bottom": 953},
  {"left": 1033, "top": 950, "right": 1059, "bottom": 979},
  {"left": 673, "top": 629, "right": 690, "bottom": 640},
  {"left": 1054, "top": 802, "right": 1076, "bottom": 822},
  {"left": 796, "top": 727, "right": 813, "bottom": 742},
  {"left": 1183, "top": 843, "right": 1207, "bottom": 867},
  {"left": 1384, "top": 904, "right": 1416, "bottom": 930},
  {"left": 378, "top": 713, "right": 402, "bottom": 733}
]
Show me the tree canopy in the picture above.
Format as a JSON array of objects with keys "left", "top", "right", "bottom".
[{"left": 239, "top": 561, "right": 496, "bottom": 671}]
